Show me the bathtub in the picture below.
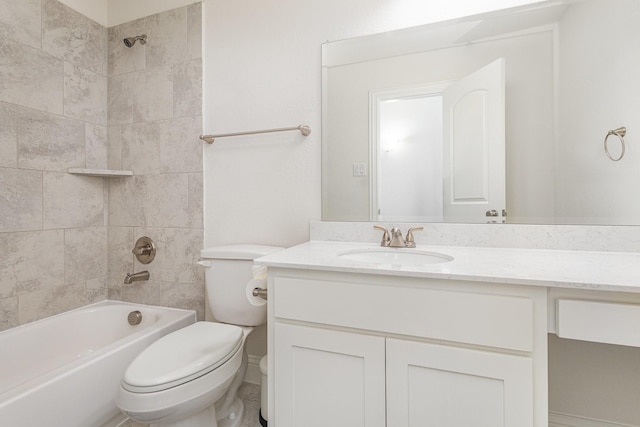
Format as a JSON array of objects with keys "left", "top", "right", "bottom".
[{"left": 0, "top": 300, "right": 196, "bottom": 427}]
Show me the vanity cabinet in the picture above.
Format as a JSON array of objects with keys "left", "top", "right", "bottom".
[
  {"left": 274, "top": 323, "right": 386, "bottom": 427},
  {"left": 386, "top": 338, "right": 533, "bottom": 426},
  {"left": 268, "top": 269, "right": 548, "bottom": 427}
]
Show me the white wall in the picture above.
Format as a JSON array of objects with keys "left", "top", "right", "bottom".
[
  {"left": 379, "top": 96, "right": 444, "bottom": 222},
  {"left": 201, "top": 0, "right": 542, "bottom": 248},
  {"left": 57, "top": 0, "right": 200, "bottom": 27},
  {"left": 58, "top": 0, "right": 108, "bottom": 26},
  {"left": 108, "top": 0, "right": 200, "bottom": 26},
  {"left": 555, "top": 0, "right": 640, "bottom": 224}
]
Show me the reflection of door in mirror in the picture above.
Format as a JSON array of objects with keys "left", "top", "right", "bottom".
[
  {"left": 443, "top": 58, "right": 506, "bottom": 223},
  {"left": 370, "top": 58, "right": 506, "bottom": 223},
  {"left": 370, "top": 85, "right": 447, "bottom": 222}
]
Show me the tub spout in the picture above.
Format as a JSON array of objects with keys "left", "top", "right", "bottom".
[{"left": 124, "top": 271, "right": 150, "bottom": 284}]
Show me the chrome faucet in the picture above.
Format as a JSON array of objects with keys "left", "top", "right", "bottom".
[
  {"left": 124, "top": 271, "right": 150, "bottom": 284},
  {"left": 374, "top": 225, "right": 424, "bottom": 248}
]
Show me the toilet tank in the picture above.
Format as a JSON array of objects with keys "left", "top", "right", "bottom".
[{"left": 200, "top": 245, "right": 283, "bottom": 326}]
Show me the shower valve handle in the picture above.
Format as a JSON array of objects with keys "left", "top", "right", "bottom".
[
  {"left": 132, "top": 245, "right": 152, "bottom": 255},
  {"left": 132, "top": 237, "right": 156, "bottom": 264}
]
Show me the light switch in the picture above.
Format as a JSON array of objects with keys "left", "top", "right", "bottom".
[{"left": 353, "top": 162, "right": 367, "bottom": 177}]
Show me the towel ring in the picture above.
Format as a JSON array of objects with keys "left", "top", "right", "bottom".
[{"left": 604, "top": 127, "right": 626, "bottom": 161}]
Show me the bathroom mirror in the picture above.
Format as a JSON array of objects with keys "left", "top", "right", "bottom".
[{"left": 322, "top": 0, "right": 640, "bottom": 225}]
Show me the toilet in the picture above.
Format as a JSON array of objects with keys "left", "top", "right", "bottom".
[{"left": 116, "top": 245, "right": 282, "bottom": 427}]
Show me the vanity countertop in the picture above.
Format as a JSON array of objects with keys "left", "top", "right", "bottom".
[{"left": 255, "top": 240, "right": 640, "bottom": 293}]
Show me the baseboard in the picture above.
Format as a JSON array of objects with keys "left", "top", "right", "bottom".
[
  {"left": 244, "top": 354, "right": 263, "bottom": 385},
  {"left": 549, "top": 411, "right": 638, "bottom": 427}
]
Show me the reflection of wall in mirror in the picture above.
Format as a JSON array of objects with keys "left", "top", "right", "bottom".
[
  {"left": 377, "top": 95, "right": 443, "bottom": 222},
  {"left": 323, "top": 31, "right": 554, "bottom": 223},
  {"left": 555, "top": 0, "right": 640, "bottom": 225}
]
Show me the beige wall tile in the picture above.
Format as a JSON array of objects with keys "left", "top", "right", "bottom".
[
  {"left": 42, "top": 0, "right": 106, "bottom": 75},
  {"left": 187, "top": 3, "right": 202, "bottom": 60},
  {"left": 107, "top": 275, "right": 123, "bottom": 301},
  {"left": 0, "top": 296, "right": 19, "bottom": 331},
  {"left": 0, "top": 103, "right": 18, "bottom": 168},
  {"left": 43, "top": 172, "right": 104, "bottom": 229},
  {"left": 144, "top": 7, "right": 188, "bottom": 68},
  {"left": 107, "top": 74, "right": 133, "bottom": 126},
  {"left": 17, "top": 109, "right": 85, "bottom": 171},
  {"left": 108, "top": 226, "right": 134, "bottom": 277},
  {"left": 64, "top": 226, "right": 108, "bottom": 286},
  {"left": 108, "top": 176, "right": 146, "bottom": 226},
  {"left": 159, "top": 280, "right": 205, "bottom": 320},
  {"left": 173, "top": 59, "right": 202, "bottom": 118},
  {"left": 0, "top": 0, "right": 41, "bottom": 48},
  {"left": 0, "top": 38, "right": 63, "bottom": 114},
  {"left": 18, "top": 282, "right": 86, "bottom": 324},
  {"left": 132, "top": 66, "right": 174, "bottom": 122},
  {"left": 64, "top": 62, "right": 108, "bottom": 126},
  {"left": 142, "top": 173, "right": 190, "bottom": 228},
  {"left": 121, "top": 277, "right": 163, "bottom": 307},
  {"left": 188, "top": 172, "right": 204, "bottom": 228},
  {"left": 160, "top": 116, "right": 202, "bottom": 173},
  {"left": 0, "top": 229, "right": 64, "bottom": 299},
  {"left": 107, "top": 125, "right": 123, "bottom": 170},
  {"left": 0, "top": 168, "right": 42, "bottom": 232},
  {"left": 86, "top": 277, "right": 108, "bottom": 303},
  {"left": 121, "top": 121, "right": 161, "bottom": 175},
  {"left": 86, "top": 123, "right": 108, "bottom": 169},
  {"left": 174, "top": 227, "right": 204, "bottom": 285}
]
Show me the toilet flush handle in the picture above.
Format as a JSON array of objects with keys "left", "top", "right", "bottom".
[
  {"left": 196, "top": 260, "right": 211, "bottom": 267},
  {"left": 252, "top": 288, "right": 268, "bottom": 300}
]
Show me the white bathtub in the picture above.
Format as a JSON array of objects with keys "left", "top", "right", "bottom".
[{"left": 0, "top": 300, "right": 196, "bottom": 427}]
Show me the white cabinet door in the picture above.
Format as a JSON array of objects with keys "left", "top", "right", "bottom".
[
  {"left": 273, "top": 323, "right": 386, "bottom": 427},
  {"left": 386, "top": 338, "right": 533, "bottom": 427}
]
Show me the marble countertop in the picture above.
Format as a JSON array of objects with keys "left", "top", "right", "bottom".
[{"left": 255, "top": 240, "right": 640, "bottom": 293}]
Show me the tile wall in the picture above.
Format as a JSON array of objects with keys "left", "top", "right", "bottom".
[
  {"left": 106, "top": 3, "right": 204, "bottom": 319},
  {"left": 0, "top": 0, "right": 108, "bottom": 330},
  {"left": 0, "top": 0, "right": 204, "bottom": 331}
]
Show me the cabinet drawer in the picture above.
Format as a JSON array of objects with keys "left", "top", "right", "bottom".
[
  {"left": 556, "top": 299, "right": 640, "bottom": 347},
  {"left": 274, "top": 277, "right": 533, "bottom": 352}
]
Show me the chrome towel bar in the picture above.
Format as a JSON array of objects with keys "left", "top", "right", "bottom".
[{"left": 200, "top": 124, "right": 311, "bottom": 144}]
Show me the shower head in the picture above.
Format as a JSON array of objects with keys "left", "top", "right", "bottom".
[{"left": 123, "top": 34, "right": 147, "bottom": 48}]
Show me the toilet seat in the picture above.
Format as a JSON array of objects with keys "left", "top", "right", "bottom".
[{"left": 122, "top": 322, "right": 243, "bottom": 393}]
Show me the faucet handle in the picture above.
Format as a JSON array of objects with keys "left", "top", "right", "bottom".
[
  {"left": 132, "top": 236, "right": 156, "bottom": 264},
  {"left": 373, "top": 225, "right": 391, "bottom": 247},
  {"left": 405, "top": 226, "right": 424, "bottom": 248}
]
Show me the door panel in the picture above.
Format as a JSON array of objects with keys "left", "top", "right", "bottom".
[
  {"left": 443, "top": 58, "right": 506, "bottom": 222},
  {"left": 386, "top": 338, "right": 533, "bottom": 427},
  {"left": 273, "top": 323, "right": 386, "bottom": 427}
]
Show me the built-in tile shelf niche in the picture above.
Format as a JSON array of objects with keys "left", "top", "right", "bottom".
[{"left": 67, "top": 168, "right": 133, "bottom": 177}]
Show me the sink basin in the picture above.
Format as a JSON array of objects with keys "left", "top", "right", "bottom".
[{"left": 337, "top": 248, "right": 453, "bottom": 266}]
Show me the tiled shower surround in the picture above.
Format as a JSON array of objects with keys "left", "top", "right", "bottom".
[{"left": 0, "top": 0, "right": 204, "bottom": 331}]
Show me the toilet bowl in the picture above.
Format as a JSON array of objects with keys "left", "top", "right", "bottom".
[
  {"left": 116, "top": 244, "right": 283, "bottom": 427},
  {"left": 116, "top": 322, "right": 251, "bottom": 427}
]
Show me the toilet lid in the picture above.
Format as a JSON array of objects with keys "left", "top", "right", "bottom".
[{"left": 122, "top": 322, "right": 243, "bottom": 393}]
